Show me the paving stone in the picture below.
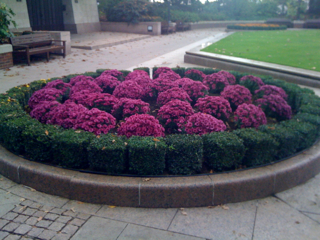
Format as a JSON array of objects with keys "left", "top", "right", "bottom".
[
  {"left": 3, "top": 234, "right": 21, "bottom": 240},
  {"left": 303, "top": 212, "right": 320, "bottom": 224},
  {"left": 38, "top": 229, "right": 56, "bottom": 240},
  {"left": 33, "top": 210, "right": 46, "bottom": 218},
  {"left": 13, "top": 215, "right": 29, "bottom": 223},
  {"left": 13, "top": 224, "right": 32, "bottom": 235},
  {"left": 29, "top": 203, "right": 42, "bottom": 209},
  {"left": 0, "top": 176, "right": 16, "bottom": 190},
  {"left": 52, "top": 233, "right": 72, "bottom": 240},
  {"left": 0, "top": 193, "right": 21, "bottom": 218},
  {"left": 62, "top": 201, "right": 101, "bottom": 215},
  {"left": 0, "top": 219, "right": 9, "bottom": 229},
  {"left": 0, "top": 231, "right": 9, "bottom": 240},
  {"left": 2, "top": 222, "right": 19, "bottom": 232},
  {"left": 71, "top": 216, "right": 127, "bottom": 240},
  {"left": 27, "top": 227, "right": 44, "bottom": 238},
  {"left": 21, "top": 200, "right": 35, "bottom": 207},
  {"left": 62, "top": 210, "right": 77, "bottom": 217},
  {"left": 61, "top": 224, "right": 78, "bottom": 235},
  {"left": 44, "top": 213, "right": 59, "bottom": 221},
  {"left": 36, "top": 219, "right": 53, "bottom": 228},
  {"left": 48, "top": 222, "right": 65, "bottom": 232},
  {"left": 69, "top": 218, "right": 85, "bottom": 227},
  {"left": 118, "top": 224, "right": 206, "bottom": 240},
  {"left": 11, "top": 206, "right": 26, "bottom": 214},
  {"left": 2, "top": 212, "right": 18, "bottom": 221},
  {"left": 22, "top": 208, "right": 37, "bottom": 216},
  {"left": 76, "top": 213, "right": 90, "bottom": 221},
  {"left": 56, "top": 216, "right": 72, "bottom": 224},
  {"left": 25, "top": 217, "right": 38, "bottom": 226},
  {"left": 40, "top": 206, "right": 55, "bottom": 213}
]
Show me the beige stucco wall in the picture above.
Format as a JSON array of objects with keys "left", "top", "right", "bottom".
[
  {"left": 101, "top": 22, "right": 161, "bottom": 36},
  {"left": 2, "top": 0, "right": 31, "bottom": 31}
]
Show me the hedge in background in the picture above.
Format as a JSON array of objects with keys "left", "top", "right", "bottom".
[
  {"left": 128, "top": 136, "right": 166, "bottom": 175},
  {"left": 165, "top": 134, "right": 203, "bottom": 175},
  {"left": 234, "top": 128, "right": 279, "bottom": 167},
  {"left": 202, "top": 132, "right": 245, "bottom": 171},
  {"left": 88, "top": 134, "right": 127, "bottom": 174}
]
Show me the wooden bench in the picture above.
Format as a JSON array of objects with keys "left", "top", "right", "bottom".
[
  {"left": 176, "top": 20, "right": 190, "bottom": 31},
  {"left": 10, "top": 33, "right": 66, "bottom": 66},
  {"left": 161, "top": 21, "right": 176, "bottom": 34}
]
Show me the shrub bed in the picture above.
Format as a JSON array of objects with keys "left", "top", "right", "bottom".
[
  {"left": 227, "top": 23, "right": 287, "bottom": 30},
  {"left": 0, "top": 67, "right": 319, "bottom": 176}
]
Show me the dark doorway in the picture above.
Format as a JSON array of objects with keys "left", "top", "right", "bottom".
[{"left": 27, "top": 0, "right": 64, "bottom": 31}]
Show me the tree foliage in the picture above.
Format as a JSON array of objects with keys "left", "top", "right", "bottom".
[{"left": 0, "top": 3, "right": 16, "bottom": 43}]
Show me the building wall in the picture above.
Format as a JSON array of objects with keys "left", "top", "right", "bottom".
[{"left": 2, "top": 0, "right": 31, "bottom": 31}]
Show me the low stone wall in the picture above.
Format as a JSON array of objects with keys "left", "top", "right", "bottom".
[
  {"left": 0, "top": 44, "right": 13, "bottom": 70},
  {"left": 190, "top": 21, "right": 265, "bottom": 30},
  {"left": 101, "top": 22, "right": 161, "bottom": 35}
]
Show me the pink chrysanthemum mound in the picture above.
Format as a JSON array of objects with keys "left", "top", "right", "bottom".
[
  {"left": 125, "top": 70, "right": 150, "bottom": 81},
  {"left": 44, "top": 79, "right": 71, "bottom": 92},
  {"left": 180, "top": 80, "right": 209, "bottom": 102},
  {"left": 113, "top": 80, "right": 143, "bottom": 99},
  {"left": 153, "top": 77, "right": 179, "bottom": 94},
  {"left": 255, "top": 94, "right": 292, "bottom": 121},
  {"left": 30, "top": 101, "right": 61, "bottom": 124},
  {"left": 28, "top": 88, "right": 63, "bottom": 109},
  {"left": 125, "top": 71, "right": 154, "bottom": 99},
  {"left": 47, "top": 102, "right": 88, "bottom": 129},
  {"left": 158, "top": 71, "right": 181, "bottom": 81},
  {"left": 234, "top": 103, "right": 267, "bottom": 129},
  {"left": 157, "top": 87, "right": 191, "bottom": 106},
  {"left": 157, "top": 100, "right": 194, "bottom": 132},
  {"left": 118, "top": 114, "right": 165, "bottom": 138},
  {"left": 240, "top": 75, "right": 265, "bottom": 87},
  {"left": 70, "top": 80, "right": 102, "bottom": 96},
  {"left": 93, "top": 74, "right": 120, "bottom": 93},
  {"left": 203, "top": 73, "right": 229, "bottom": 93},
  {"left": 240, "top": 75, "right": 265, "bottom": 94},
  {"left": 101, "top": 69, "right": 124, "bottom": 80},
  {"left": 195, "top": 96, "right": 232, "bottom": 121},
  {"left": 111, "top": 98, "right": 150, "bottom": 119},
  {"left": 184, "top": 69, "right": 206, "bottom": 81},
  {"left": 69, "top": 75, "right": 94, "bottom": 86},
  {"left": 255, "top": 85, "right": 288, "bottom": 100},
  {"left": 153, "top": 67, "right": 174, "bottom": 79},
  {"left": 175, "top": 77, "right": 194, "bottom": 88},
  {"left": 221, "top": 85, "right": 252, "bottom": 110},
  {"left": 75, "top": 108, "right": 116, "bottom": 135},
  {"left": 185, "top": 112, "right": 226, "bottom": 135},
  {"left": 218, "top": 71, "right": 236, "bottom": 85}
]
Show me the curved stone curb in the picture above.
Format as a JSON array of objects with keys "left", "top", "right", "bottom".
[{"left": 0, "top": 142, "right": 320, "bottom": 208}]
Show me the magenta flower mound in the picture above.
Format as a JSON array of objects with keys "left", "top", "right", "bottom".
[
  {"left": 175, "top": 77, "right": 194, "bottom": 88},
  {"left": 157, "top": 100, "right": 194, "bottom": 131},
  {"left": 118, "top": 114, "right": 165, "bottom": 138},
  {"left": 28, "top": 88, "right": 63, "bottom": 109},
  {"left": 44, "top": 79, "right": 71, "bottom": 92},
  {"left": 221, "top": 85, "right": 252, "bottom": 110},
  {"left": 181, "top": 80, "right": 209, "bottom": 102},
  {"left": 153, "top": 77, "right": 179, "bottom": 94},
  {"left": 47, "top": 102, "right": 88, "bottom": 129},
  {"left": 153, "top": 67, "right": 174, "bottom": 79},
  {"left": 240, "top": 75, "right": 265, "bottom": 87},
  {"left": 185, "top": 113, "right": 226, "bottom": 135},
  {"left": 93, "top": 74, "right": 120, "bottom": 93},
  {"left": 254, "top": 85, "right": 288, "bottom": 100},
  {"left": 75, "top": 108, "right": 116, "bottom": 135},
  {"left": 234, "top": 103, "right": 267, "bottom": 129},
  {"left": 125, "top": 70, "right": 150, "bottom": 81},
  {"left": 101, "top": 69, "right": 124, "bottom": 80},
  {"left": 184, "top": 69, "right": 206, "bottom": 81},
  {"left": 157, "top": 87, "right": 191, "bottom": 106},
  {"left": 113, "top": 80, "right": 143, "bottom": 99},
  {"left": 111, "top": 98, "right": 150, "bottom": 119},
  {"left": 69, "top": 75, "right": 94, "bottom": 86},
  {"left": 255, "top": 94, "right": 292, "bottom": 120},
  {"left": 70, "top": 79, "right": 102, "bottom": 96},
  {"left": 203, "top": 73, "right": 229, "bottom": 93},
  {"left": 217, "top": 71, "right": 236, "bottom": 85},
  {"left": 30, "top": 101, "right": 61, "bottom": 123},
  {"left": 158, "top": 71, "right": 181, "bottom": 81},
  {"left": 195, "top": 96, "right": 232, "bottom": 121},
  {"left": 125, "top": 71, "right": 154, "bottom": 99}
]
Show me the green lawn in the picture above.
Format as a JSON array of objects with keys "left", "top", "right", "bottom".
[{"left": 201, "top": 30, "right": 320, "bottom": 72}]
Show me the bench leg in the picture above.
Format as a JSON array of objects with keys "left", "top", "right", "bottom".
[
  {"left": 27, "top": 55, "right": 31, "bottom": 66},
  {"left": 46, "top": 52, "right": 50, "bottom": 62}
]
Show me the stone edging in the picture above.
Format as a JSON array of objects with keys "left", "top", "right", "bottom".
[{"left": 0, "top": 141, "right": 319, "bottom": 208}]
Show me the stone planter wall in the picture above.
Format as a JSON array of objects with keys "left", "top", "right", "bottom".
[
  {"left": 101, "top": 22, "right": 161, "bottom": 35},
  {"left": 0, "top": 44, "right": 13, "bottom": 70}
]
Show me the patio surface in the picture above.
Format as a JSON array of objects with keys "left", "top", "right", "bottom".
[{"left": 0, "top": 29, "right": 320, "bottom": 240}]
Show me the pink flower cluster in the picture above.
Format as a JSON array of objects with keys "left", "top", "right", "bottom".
[
  {"left": 44, "top": 80, "right": 71, "bottom": 92},
  {"left": 153, "top": 77, "right": 179, "bottom": 94},
  {"left": 184, "top": 69, "right": 206, "bottom": 81},
  {"left": 221, "top": 85, "right": 252, "bottom": 110},
  {"left": 217, "top": 71, "right": 236, "bottom": 85},
  {"left": 112, "top": 98, "right": 150, "bottom": 119},
  {"left": 180, "top": 80, "right": 208, "bottom": 101},
  {"left": 69, "top": 75, "right": 94, "bottom": 85},
  {"left": 153, "top": 67, "right": 173, "bottom": 79},
  {"left": 101, "top": 69, "right": 124, "bottom": 81},
  {"left": 255, "top": 94, "right": 292, "bottom": 120},
  {"left": 113, "top": 80, "right": 143, "bottom": 99},
  {"left": 74, "top": 108, "right": 116, "bottom": 135},
  {"left": 234, "top": 103, "right": 267, "bottom": 129},
  {"left": 125, "top": 70, "right": 149, "bottom": 81},
  {"left": 240, "top": 75, "right": 265, "bottom": 87},
  {"left": 195, "top": 96, "right": 232, "bottom": 120},
  {"left": 28, "top": 88, "right": 63, "bottom": 109},
  {"left": 118, "top": 114, "right": 165, "bottom": 138},
  {"left": 185, "top": 112, "right": 226, "bottom": 135},
  {"left": 157, "top": 100, "right": 194, "bottom": 131},
  {"left": 157, "top": 87, "right": 191, "bottom": 106},
  {"left": 158, "top": 71, "right": 181, "bottom": 81},
  {"left": 30, "top": 101, "right": 61, "bottom": 123},
  {"left": 70, "top": 80, "right": 102, "bottom": 96},
  {"left": 125, "top": 70, "right": 154, "bottom": 98},
  {"left": 255, "top": 85, "right": 288, "bottom": 100},
  {"left": 203, "top": 73, "right": 229, "bottom": 93},
  {"left": 94, "top": 74, "right": 120, "bottom": 93}
]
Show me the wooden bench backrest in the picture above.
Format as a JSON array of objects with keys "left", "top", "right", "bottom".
[{"left": 10, "top": 33, "right": 52, "bottom": 47}]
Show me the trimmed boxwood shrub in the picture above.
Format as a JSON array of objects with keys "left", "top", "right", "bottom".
[
  {"left": 294, "top": 113, "right": 320, "bottom": 133},
  {"left": 171, "top": 67, "right": 186, "bottom": 78},
  {"left": 88, "top": 134, "right": 127, "bottom": 174},
  {"left": 234, "top": 128, "right": 279, "bottom": 167},
  {"left": 299, "top": 105, "right": 320, "bottom": 116},
  {"left": 127, "top": 136, "right": 166, "bottom": 175},
  {"left": 165, "top": 134, "right": 203, "bottom": 175},
  {"left": 52, "top": 129, "right": 95, "bottom": 169},
  {"left": 202, "top": 132, "right": 245, "bottom": 171},
  {"left": 259, "top": 124, "right": 299, "bottom": 160}
]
